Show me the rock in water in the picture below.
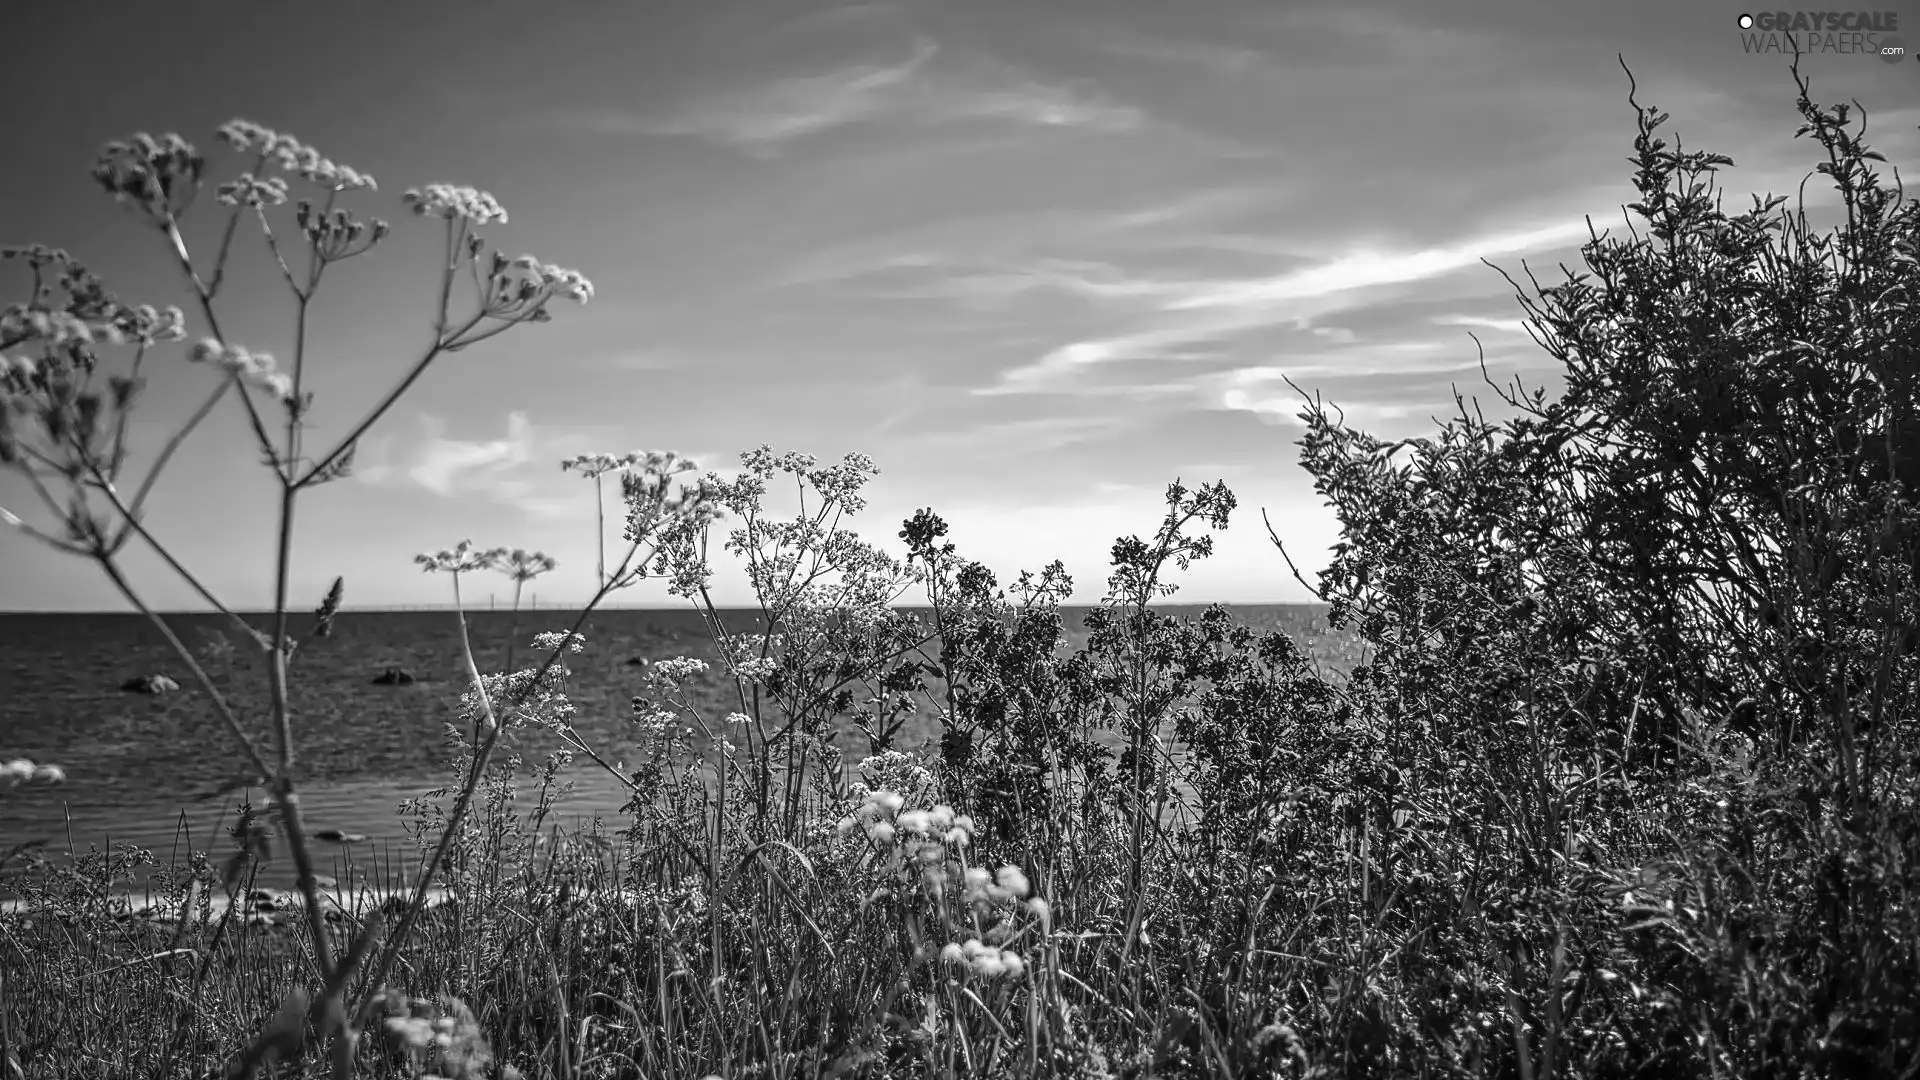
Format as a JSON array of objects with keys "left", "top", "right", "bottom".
[
  {"left": 370, "top": 667, "right": 416, "bottom": 686},
  {"left": 120, "top": 674, "right": 180, "bottom": 694}
]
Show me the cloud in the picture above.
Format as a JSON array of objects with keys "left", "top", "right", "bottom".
[
  {"left": 976, "top": 218, "right": 1593, "bottom": 395},
  {"left": 355, "top": 411, "right": 582, "bottom": 518},
  {"left": 403, "top": 412, "right": 535, "bottom": 496},
  {"left": 1433, "top": 314, "right": 1535, "bottom": 336},
  {"left": 568, "top": 39, "right": 1143, "bottom": 155}
]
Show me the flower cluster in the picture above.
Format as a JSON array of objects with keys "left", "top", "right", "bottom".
[
  {"left": 530, "top": 630, "right": 587, "bottom": 654},
  {"left": 0, "top": 244, "right": 71, "bottom": 270},
  {"left": 215, "top": 173, "right": 289, "bottom": 208},
  {"left": 837, "top": 789, "right": 974, "bottom": 853},
  {"left": 731, "top": 656, "right": 778, "bottom": 683},
  {"left": 402, "top": 184, "right": 508, "bottom": 226},
  {"left": 837, "top": 787, "right": 1044, "bottom": 982},
  {"left": 640, "top": 656, "right": 709, "bottom": 690},
  {"left": 458, "top": 666, "right": 575, "bottom": 732},
  {"left": 941, "top": 936, "right": 1028, "bottom": 981},
  {"left": 631, "top": 706, "right": 678, "bottom": 736},
  {"left": 414, "top": 540, "right": 500, "bottom": 574},
  {"left": 91, "top": 132, "right": 204, "bottom": 224},
  {"left": 2, "top": 758, "right": 66, "bottom": 784},
  {"left": 618, "top": 451, "right": 711, "bottom": 543},
  {"left": 482, "top": 252, "right": 594, "bottom": 312},
  {"left": 185, "top": 338, "right": 293, "bottom": 403},
  {"left": 380, "top": 992, "right": 503, "bottom": 1080},
  {"left": 853, "top": 749, "right": 937, "bottom": 807},
  {"left": 0, "top": 308, "right": 98, "bottom": 348},
  {"left": 494, "top": 547, "right": 558, "bottom": 582},
  {"left": 560, "top": 451, "right": 651, "bottom": 479},
  {"left": 216, "top": 120, "right": 377, "bottom": 192},
  {"left": 101, "top": 304, "right": 187, "bottom": 347},
  {"left": 295, "top": 201, "right": 389, "bottom": 262},
  {"left": 961, "top": 865, "right": 1040, "bottom": 922}
]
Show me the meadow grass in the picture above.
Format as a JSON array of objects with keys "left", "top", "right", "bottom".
[{"left": 2, "top": 58, "right": 1918, "bottom": 1079}]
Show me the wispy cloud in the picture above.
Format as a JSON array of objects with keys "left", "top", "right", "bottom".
[
  {"left": 564, "top": 38, "right": 1144, "bottom": 156},
  {"left": 977, "top": 218, "right": 1592, "bottom": 395},
  {"left": 657, "top": 41, "right": 938, "bottom": 152},
  {"left": 355, "top": 411, "right": 578, "bottom": 518},
  {"left": 1434, "top": 314, "right": 1535, "bottom": 336}
]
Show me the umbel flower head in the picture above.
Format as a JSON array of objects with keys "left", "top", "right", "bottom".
[
  {"left": 479, "top": 252, "right": 594, "bottom": 319},
  {"left": 415, "top": 540, "right": 500, "bottom": 574},
  {"left": 92, "top": 132, "right": 204, "bottom": 225},
  {"left": 186, "top": 338, "right": 294, "bottom": 403},
  {"left": 217, "top": 120, "right": 377, "bottom": 193},
  {"left": 402, "top": 184, "right": 508, "bottom": 226},
  {"left": 493, "top": 547, "right": 558, "bottom": 582}
]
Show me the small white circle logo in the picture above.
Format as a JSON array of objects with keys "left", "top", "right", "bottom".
[{"left": 1738, "top": 13, "right": 1755, "bottom": 28}]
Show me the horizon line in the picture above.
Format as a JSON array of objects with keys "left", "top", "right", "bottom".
[{"left": 0, "top": 599, "right": 1327, "bottom": 616}]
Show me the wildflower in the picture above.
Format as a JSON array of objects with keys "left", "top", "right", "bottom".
[
  {"left": 95, "top": 304, "right": 186, "bottom": 346},
  {"left": 1027, "top": 896, "right": 1051, "bottom": 931},
  {"left": 414, "top": 540, "right": 499, "bottom": 574},
  {"left": 732, "top": 656, "right": 778, "bottom": 682},
  {"left": 184, "top": 338, "right": 296, "bottom": 402},
  {"left": 216, "top": 119, "right": 276, "bottom": 153},
  {"left": 381, "top": 993, "right": 495, "bottom": 1080},
  {"left": 530, "top": 630, "right": 586, "bottom": 654},
  {"left": 631, "top": 707, "right": 677, "bottom": 735},
  {"left": 477, "top": 253, "right": 593, "bottom": 321},
  {"left": 495, "top": 548, "right": 559, "bottom": 582},
  {"left": 295, "top": 201, "right": 389, "bottom": 260},
  {"left": 1, "top": 308, "right": 95, "bottom": 346},
  {"left": 269, "top": 139, "right": 376, "bottom": 192},
  {"left": 643, "top": 656, "right": 709, "bottom": 688},
  {"left": 402, "top": 184, "right": 508, "bottom": 226},
  {"left": 215, "top": 173, "right": 289, "bottom": 208},
  {"left": 559, "top": 452, "right": 626, "bottom": 479},
  {"left": 955, "top": 937, "right": 1026, "bottom": 981},
  {"left": 995, "top": 865, "right": 1031, "bottom": 899},
  {"left": 92, "top": 132, "right": 204, "bottom": 224}
]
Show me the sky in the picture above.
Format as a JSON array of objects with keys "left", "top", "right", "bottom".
[{"left": 1, "top": 0, "right": 1915, "bottom": 612}]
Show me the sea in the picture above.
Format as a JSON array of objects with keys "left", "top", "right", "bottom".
[{"left": 0, "top": 604, "right": 1351, "bottom": 897}]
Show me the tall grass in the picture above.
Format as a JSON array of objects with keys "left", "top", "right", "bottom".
[{"left": 2, "top": 57, "right": 1917, "bottom": 1078}]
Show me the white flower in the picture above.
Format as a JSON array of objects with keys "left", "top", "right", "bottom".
[
  {"left": 1027, "top": 896, "right": 1051, "bottom": 930},
  {"left": 402, "top": 184, "right": 507, "bottom": 226},
  {"left": 531, "top": 630, "right": 586, "bottom": 654},
  {"left": 414, "top": 540, "right": 498, "bottom": 574},
  {"left": 995, "top": 865, "right": 1031, "bottom": 900}
]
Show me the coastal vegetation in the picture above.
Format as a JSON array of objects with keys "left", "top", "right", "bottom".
[{"left": 1, "top": 60, "right": 1916, "bottom": 1078}]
